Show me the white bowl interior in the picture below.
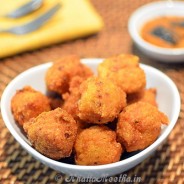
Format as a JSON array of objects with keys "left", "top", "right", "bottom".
[
  {"left": 135, "top": 2, "right": 184, "bottom": 32},
  {"left": 128, "top": 1, "right": 184, "bottom": 62},
  {"left": 0, "top": 59, "right": 180, "bottom": 178}
]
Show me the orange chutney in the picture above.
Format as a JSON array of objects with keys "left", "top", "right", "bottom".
[{"left": 141, "top": 16, "right": 184, "bottom": 48}]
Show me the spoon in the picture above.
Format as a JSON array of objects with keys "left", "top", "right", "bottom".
[
  {"left": 0, "top": 3, "right": 61, "bottom": 34},
  {"left": 151, "top": 26, "right": 178, "bottom": 44},
  {"left": 6, "top": 0, "right": 43, "bottom": 18}
]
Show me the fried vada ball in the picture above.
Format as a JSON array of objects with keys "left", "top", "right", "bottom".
[
  {"left": 116, "top": 102, "right": 169, "bottom": 152},
  {"left": 98, "top": 54, "right": 146, "bottom": 94},
  {"left": 11, "top": 86, "right": 51, "bottom": 126},
  {"left": 74, "top": 126, "right": 123, "bottom": 165},
  {"left": 62, "top": 76, "right": 85, "bottom": 120},
  {"left": 23, "top": 108, "right": 77, "bottom": 160},
  {"left": 77, "top": 76, "right": 127, "bottom": 124},
  {"left": 45, "top": 55, "right": 93, "bottom": 94},
  {"left": 62, "top": 76, "right": 91, "bottom": 132},
  {"left": 127, "top": 88, "right": 157, "bottom": 107}
]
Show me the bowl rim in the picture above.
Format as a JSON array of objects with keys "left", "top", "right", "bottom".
[
  {"left": 128, "top": 0, "right": 184, "bottom": 55},
  {"left": 0, "top": 58, "right": 181, "bottom": 172}
]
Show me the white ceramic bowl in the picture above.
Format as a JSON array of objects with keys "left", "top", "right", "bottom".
[
  {"left": 128, "top": 1, "right": 184, "bottom": 62},
  {"left": 0, "top": 59, "right": 180, "bottom": 178}
]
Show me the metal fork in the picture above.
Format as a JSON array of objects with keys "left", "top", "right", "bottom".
[
  {"left": 0, "top": 3, "right": 61, "bottom": 35},
  {"left": 6, "top": 0, "right": 43, "bottom": 18}
]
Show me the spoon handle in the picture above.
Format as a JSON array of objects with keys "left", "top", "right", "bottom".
[{"left": 6, "top": 0, "right": 43, "bottom": 18}]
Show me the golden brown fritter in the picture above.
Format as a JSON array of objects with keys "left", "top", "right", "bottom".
[
  {"left": 127, "top": 88, "right": 157, "bottom": 107},
  {"left": 116, "top": 102, "right": 169, "bottom": 152},
  {"left": 98, "top": 54, "right": 146, "bottom": 94},
  {"left": 74, "top": 125, "right": 123, "bottom": 165},
  {"left": 45, "top": 55, "right": 93, "bottom": 94},
  {"left": 11, "top": 86, "right": 51, "bottom": 126},
  {"left": 62, "top": 76, "right": 85, "bottom": 120},
  {"left": 62, "top": 76, "right": 92, "bottom": 132},
  {"left": 77, "top": 76, "right": 127, "bottom": 124},
  {"left": 23, "top": 108, "right": 77, "bottom": 160}
]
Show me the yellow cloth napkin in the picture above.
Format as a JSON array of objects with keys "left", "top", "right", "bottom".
[{"left": 0, "top": 0, "right": 103, "bottom": 58}]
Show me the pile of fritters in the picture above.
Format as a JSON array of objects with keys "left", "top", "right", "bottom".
[{"left": 11, "top": 54, "right": 169, "bottom": 166}]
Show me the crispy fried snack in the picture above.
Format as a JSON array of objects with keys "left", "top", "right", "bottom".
[
  {"left": 77, "top": 76, "right": 127, "bottom": 124},
  {"left": 23, "top": 108, "right": 77, "bottom": 160},
  {"left": 116, "top": 102, "right": 169, "bottom": 152},
  {"left": 62, "top": 76, "right": 84, "bottom": 120},
  {"left": 74, "top": 125, "right": 123, "bottom": 165},
  {"left": 45, "top": 55, "right": 93, "bottom": 94},
  {"left": 11, "top": 86, "right": 51, "bottom": 126},
  {"left": 62, "top": 76, "right": 91, "bottom": 132},
  {"left": 127, "top": 88, "right": 157, "bottom": 107},
  {"left": 98, "top": 54, "right": 146, "bottom": 94}
]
